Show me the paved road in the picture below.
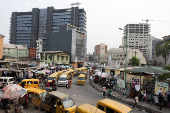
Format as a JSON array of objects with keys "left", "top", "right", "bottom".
[
  {"left": 57, "top": 77, "right": 146, "bottom": 113},
  {"left": 0, "top": 76, "right": 145, "bottom": 113}
]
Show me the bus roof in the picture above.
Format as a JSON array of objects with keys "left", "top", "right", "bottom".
[
  {"left": 97, "top": 99, "right": 132, "bottom": 113},
  {"left": 26, "top": 88, "right": 46, "bottom": 94},
  {"left": 79, "top": 74, "right": 85, "bottom": 77},
  {"left": 48, "top": 91, "right": 69, "bottom": 99},
  {"left": 22, "top": 79, "right": 39, "bottom": 81},
  {"left": 77, "top": 104, "right": 105, "bottom": 113}
]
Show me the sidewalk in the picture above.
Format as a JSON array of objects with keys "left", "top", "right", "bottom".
[{"left": 89, "top": 80, "right": 169, "bottom": 113}]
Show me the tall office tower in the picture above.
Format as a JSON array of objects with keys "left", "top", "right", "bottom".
[
  {"left": 122, "top": 23, "right": 151, "bottom": 61},
  {"left": 9, "top": 6, "right": 86, "bottom": 48}
]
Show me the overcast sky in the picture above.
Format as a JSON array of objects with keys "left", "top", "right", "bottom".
[{"left": 1, "top": 0, "right": 170, "bottom": 54}]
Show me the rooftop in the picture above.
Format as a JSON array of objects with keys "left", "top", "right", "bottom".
[
  {"left": 0, "top": 34, "right": 5, "bottom": 38},
  {"left": 40, "top": 51, "right": 67, "bottom": 54},
  {"left": 106, "top": 48, "right": 132, "bottom": 54},
  {"left": 3, "top": 43, "right": 28, "bottom": 49}
]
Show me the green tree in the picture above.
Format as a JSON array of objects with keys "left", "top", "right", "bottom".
[
  {"left": 155, "top": 41, "right": 170, "bottom": 65},
  {"left": 159, "top": 65, "right": 170, "bottom": 81},
  {"left": 131, "top": 56, "right": 140, "bottom": 66}
]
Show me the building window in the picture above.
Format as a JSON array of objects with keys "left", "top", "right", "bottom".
[
  {"left": 62, "top": 56, "right": 64, "bottom": 61},
  {"left": 50, "top": 55, "right": 52, "bottom": 60},
  {"left": 45, "top": 55, "right": 47, "bottom": 60},
  {"left": 41, "top": 54, "right": 43, "bottom": 59},
  {"left": 57, "top": 55, "right": 59, "bottom": 61},
  {"left": 66, "top": 56, "right": 68, "bottom": 61}
]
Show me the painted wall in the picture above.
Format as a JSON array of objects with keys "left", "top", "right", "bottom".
[
  {"left": 40, "top": 52, "right": 70, "bottom": 65},
  {"left": 126, "top": 73, "right": 152, "bottom": 85},
  {"left": 18, "top": 49, "right": 29, "bottom": 58},
  {"left": 127, "top": 49, "right": 146, "bottom": 65},
  {"left": 0, "top": 38, "right": 4, "bottom": 59},
  {"left": 3, "top": 48, "right": 17, "bottom": 57},
  {"left": 3, "top": 48, "right": 28, "bottom": 58}
]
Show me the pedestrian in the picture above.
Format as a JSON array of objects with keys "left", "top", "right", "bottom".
[
  {"left": 158, "top": 93, "right": 163, "bottom": 110},
  {"left": 66, "top": 79, "right": 68, "bottom": 88},
  {"left": 108, "top": 87, "right": 112, "bottom": 99},
  {"left": 121, "top": 88, "right": 127, "bottom": 99},
  {"left": 41, "top": 82, "right": 44, "bottom": 89},
  {"left": 67, "top": 79, "right": 70, "bottom": 89},
  {"left": 19, "top": 75, "right": 22, "bottom": 83},
  {"left": 102, "top": 85, "right": 106, "bottom": 98},
  {"left": 133, "top": 94, "right": 141, "bottom": 111},
  {"left": 90, "top": 76, "right": 93, "bottom": 82}
]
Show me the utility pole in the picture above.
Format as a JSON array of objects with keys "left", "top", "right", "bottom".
[
  {"left": 119, "top": 27, "right": 128, "bottom": 90},
  {"left": 125, "top": 28, "right": 128, "bottom": 89}
]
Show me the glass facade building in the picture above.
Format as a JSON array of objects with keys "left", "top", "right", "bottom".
[{"left": 10, "top": 6, "right": 86, "bottom": 48}]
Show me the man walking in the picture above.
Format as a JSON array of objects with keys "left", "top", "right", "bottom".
[
  {"left": 102, "top": 85, "right": 106, "bottom": 98},
  {"left": 158, "top": 93, "right": 163, "bottom": 110},
  {"left": 133, "top": 94, "right": 141, "bottom": 111},
  {"left": 108, "top": 87, "right": 112, "bottom": 99},
  {"left": 121, "top": 88, "right": 127, "bottom": 99}
]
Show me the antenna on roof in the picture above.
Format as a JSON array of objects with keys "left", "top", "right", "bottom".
[{"left": 70, "top": 2, "right": 81, "bottom": 7}]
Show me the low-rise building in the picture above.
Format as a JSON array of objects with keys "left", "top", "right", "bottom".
[
  {"left": 29, "top": 48, "right": 36, "bottom": 58},
  {"left": 3, "top": 44, "right": 29, "bottom": 58},
  {"left": 0, "top": 34, "right": 5, "bottom": 59},
  {"left": 40, "top": 51, "right": 70, "bottom": 65},
  {"left": 106, "top": 48, "right": 146, "bottom": 66}
]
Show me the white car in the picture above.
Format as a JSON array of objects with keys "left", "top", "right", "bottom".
[
  {"left": 58, "top": 75, "right": 67, "bottom": 86},
  {"left": 0, "top": 77, "right": 14, "bottom": 88}
]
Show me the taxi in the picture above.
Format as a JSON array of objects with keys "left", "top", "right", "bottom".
[
  {"left": 43, "top": 91, "right": 76, "bottom": 113},
  {"left": 26, "top": 88, "right": 47, "bottom": 108},
  {"left": 76, "top": 103, "right": 105, "bottom": 113},
  {"left": 96, "top": 99, "right": 133, "bottom": 113},
  {"left": 77, "top": 74, "right": 85, "bottom": 85}
]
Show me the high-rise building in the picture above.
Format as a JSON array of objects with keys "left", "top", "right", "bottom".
[
  {"left": 43, "top": 24, "right": 87, "bottom": 68},
  {"left": 93, "top": 43, "right": 107, "bottom": 62},
  {"left": 9, "top": 6, "right": 86, "bottom": 48},
  {"left": 122, "top": 23, "right": 151, "bottom": 61}
]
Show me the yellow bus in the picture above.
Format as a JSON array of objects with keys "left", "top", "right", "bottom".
[
  {"left": 26, "top": 88, "right": 47, "bottom": 108},
  {"left": 77, "top": 74, "right": 86, "bottom": 85},
  {"left": 43, "top": 91, "right": 76, "bottom": 113},
  {"left": 96, "top": 99, "right": 133, "bottom": 113},
  {"left": 76, "top": 103, "right": 105, "bottom": 113}
]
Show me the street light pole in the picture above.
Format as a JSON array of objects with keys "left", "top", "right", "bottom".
[
  {"left": 119, "top": 27, "right": 128, "bottom": 89},
  {"left": 125, "top": 28, "right": 128, "bottom": 89}
]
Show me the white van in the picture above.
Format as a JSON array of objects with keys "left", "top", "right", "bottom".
[
  {"left": 0, "top": 77, "right": 14, "bottom": 88},
  {"left": 57, "top": 75, "right": 67, "bottom": 86}
]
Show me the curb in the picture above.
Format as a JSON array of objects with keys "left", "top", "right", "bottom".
[{"left": 89, "top": 80, "right": 162, "bottom": 113}]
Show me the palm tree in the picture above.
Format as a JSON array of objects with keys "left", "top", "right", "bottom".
[
  {"left": 155, "top": 41, "right": 170, "bottom": 65},
  {"left": 159, "top": 65, "right": 170, "bottom": 81}
]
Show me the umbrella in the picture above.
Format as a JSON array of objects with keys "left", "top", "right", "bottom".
[
  {"left": 95, "top": 72, "right": 101, "bottom": 76},
  {"left": 129, "top": 67, "right": 170, "bottom": 74},
  {"left": 100, "top": 72, "right": 109, "bottom": 78},
  {"left": 42, "top": 70, "right": 51, "bottom": 74},
  {"left": 0, "top": 84, "right": 27, "bottom": 99},
  {"left": 35, "top": 71, "right": 46, "bottom": 75},
  {"left": 50, "top": 67, "right": 56, "bottom": 69}
]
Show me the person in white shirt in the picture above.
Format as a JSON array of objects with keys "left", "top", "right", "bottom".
[{"left": 133, "top": 95, "right": 141, "bottom": 111}]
